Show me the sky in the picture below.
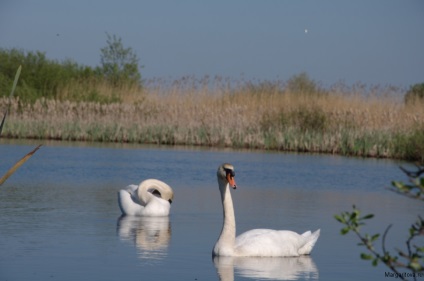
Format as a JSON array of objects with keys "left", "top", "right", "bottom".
[{"left": 0, "top": 1, "right": 423, "bottom": 88}]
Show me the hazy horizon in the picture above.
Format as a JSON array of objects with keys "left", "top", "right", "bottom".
[{"left": 1, "top": 1, "right": 423, "bottom": 88}]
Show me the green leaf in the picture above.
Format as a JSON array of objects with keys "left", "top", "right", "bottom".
[
  {"left": 360, "top": 253, "right": 373, "bottom": 260},
  {"left": 419, "top": 177, "right": 424, "bottom": 187},
  {"left": 371, "top": 234, "right": 380, "bottom": 242},
  {"left": 9, "top": 65, "right": 22, "bottom": 98},
  {"left": 362, "top": 214, "right": 374, "bottom": 220},
  {"left": 409, "top": 261, "right": 422, "bottom": 271},
  {"left": 392, "top": 181, "right": 404, "bottom": 189},
  {"left": 372, "top": 258, "right": 378, "bottom": 267},
  {"left": 340, "top": 227, "right": 350, "bottom": 235},
  {"left": 334, "top": 215, "right": 345, "bottom": 223}
]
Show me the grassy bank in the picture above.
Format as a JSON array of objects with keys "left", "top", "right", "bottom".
[{"left": 1, "top": 78, "right": 423, "bottom": 162}]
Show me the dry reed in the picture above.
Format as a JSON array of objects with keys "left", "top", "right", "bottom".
[{"left": 1, "top": 80, "right": 423, "bottom": 161}]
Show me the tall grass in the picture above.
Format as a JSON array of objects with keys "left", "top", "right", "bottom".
[{"left": 1, "top": 77, "right": 423, "bottom": 162}]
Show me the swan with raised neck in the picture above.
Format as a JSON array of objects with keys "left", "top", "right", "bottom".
[{"left": 213, "top": 163, "right": 320, "bottom": 257}]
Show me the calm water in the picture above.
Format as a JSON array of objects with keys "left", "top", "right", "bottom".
[{"left": 0, "top": 140, "right": 421, "bottom": 281}]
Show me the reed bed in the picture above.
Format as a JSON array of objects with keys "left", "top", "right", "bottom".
[{"left": 1, "top": 80, "right": 423, "bottom": 162}]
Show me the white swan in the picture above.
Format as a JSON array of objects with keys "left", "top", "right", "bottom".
[
  {"left": 213, "top": 163, "right": 320, "bottom": 257},
  {"left": 118, "top": 179, "right": 174, "bottom": 216}
]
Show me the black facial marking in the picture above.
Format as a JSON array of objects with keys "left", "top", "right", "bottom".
[
  {"left": 151, "top": 189, "right": 162, "bottom": 198},
  {"left": 224, "top": 168, "right": 235, "bottom": 177}
]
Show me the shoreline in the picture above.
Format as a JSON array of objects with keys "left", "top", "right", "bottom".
[
  {"left": 0, "top": 133, "right": 415, "bottom": 163},
  {"left": 1, "top": 89, "right": 423, "bottom": 163}
]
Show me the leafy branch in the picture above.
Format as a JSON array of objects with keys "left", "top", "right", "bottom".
[
  {"left": 389, "top": 164, "right": 424, "bottom": 201},
  {"left": 335, "top": 165, "right": 424, "bottom": 281}
]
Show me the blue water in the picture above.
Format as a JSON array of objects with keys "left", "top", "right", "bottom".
[{"left": 0, "top": 140, "right": 421, "bottom": 280}]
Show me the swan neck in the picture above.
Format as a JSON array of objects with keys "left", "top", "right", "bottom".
[
  {"left": 137, "top": 181, "right": 151, "bottom": 205},
  {"left": 218, "top": 181, "right": 236, "bottom": 250}
]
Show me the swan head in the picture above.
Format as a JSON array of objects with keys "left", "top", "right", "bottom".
[
  {"left": 151, "top": 189, "right": 173, "bottom": 204},
  {"left": 217, "top": 163, "right": 237, "bottom": 189},
  {"left": 141, "top": 179, "right": 174, "bottom": 204}
]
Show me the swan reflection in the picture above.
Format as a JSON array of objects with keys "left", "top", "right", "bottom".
[
  {"left": 213, "top": 255, "right": 318, "bottom": 281},
  {"left": 117, "top": 215, "right": 171, "bottom": 261}
]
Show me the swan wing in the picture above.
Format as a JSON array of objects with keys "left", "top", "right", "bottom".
[
  {"left": 235, "top": 229, "right": 319, "bottom": 257},
  {"left": 141, "top": 196, "right": 171, "bottom": 216},
  {"left": 298, "top": 229, "right": 320, "bottom": 255},
  {"left": 118, "top": 188, "right": 146, "bottom": 216}
]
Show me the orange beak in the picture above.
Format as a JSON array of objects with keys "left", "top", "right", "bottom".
[{"left": 226, "top": 173, "right": 237, "bottom": 189}]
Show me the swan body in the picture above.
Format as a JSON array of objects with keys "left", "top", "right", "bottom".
[
  {"left": 118, "top": 179, "right": 174, "bottom": 216},
  {"left": 213, "top": 163, "right": 320, "bottom": 257}
]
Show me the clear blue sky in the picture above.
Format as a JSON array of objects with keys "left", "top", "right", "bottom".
[{"left": 1, "top": 1, "right": 423, "bottom": 88}]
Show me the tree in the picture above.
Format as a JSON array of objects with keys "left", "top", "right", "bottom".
[
  {"left": 285, "top": 72, "right": 324, "bottom": 96},
  {"left": 404, "top": 83, "right": 424, "bottom": 105},
  {"left": 99, "top": 33, "right": 141, "bottom": 87},
  {"left": 335, "top": 165, "right": 424, "bottom": 281}
]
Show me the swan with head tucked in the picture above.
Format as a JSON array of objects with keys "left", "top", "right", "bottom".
[
  {"left": 213, "top": 163, "right": 320, "bottom": 257},
  {"left": 118, "top": 179, "right": 174, "bottom": 216}
]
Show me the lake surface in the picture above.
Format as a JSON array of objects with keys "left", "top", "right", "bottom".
[{"left": 0, "top": 140, "right": 421, "bottom": 281}]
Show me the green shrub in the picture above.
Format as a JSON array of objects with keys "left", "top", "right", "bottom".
[
  {"left": 291, "top": 106, "right": 328, "bottom": 133},
  {"left": 393, "top": 128, "right": 424, "bottom": 163},
  {"left": 404, "top": 83, "right": 424, "bottom": 105},
  {"left": 285, "top": 72, "right": 327, "bottom": 96},
  {"left": 0, "top": 48, "right": 100, "bottom": 102},
  {"left": 0, "top": 33, "right": 143, "bottom": 103}
]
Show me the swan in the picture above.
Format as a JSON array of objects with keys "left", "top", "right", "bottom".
[
  {"left": 213, "top": 163, "right": 320, "bottom": 257},
  {"left": 118, "top": 179, "right": 174, "bottom": 216}
]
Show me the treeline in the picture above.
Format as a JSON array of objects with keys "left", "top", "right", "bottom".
[
  {"left": 0, "top": 33, "right": 142, "bottom": 103},
  {"left": 0, "top": 48, "right": 98, "bottom": 102},
  {"left": 1, "top": 42, "right": 424, "bottom": 105}
]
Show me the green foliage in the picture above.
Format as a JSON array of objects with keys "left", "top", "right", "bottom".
[
  {"left": 239, "top": 73, "right": 325, "bottom": 97},
  {"left": 285, "top": 72, "right": 326, "bottom": 96},
  {"left": 0, "top": 48, "right": 102, "bottom": 102},
  {"left": 405, "top": 83, "right": 424, "bottom": 105},
  {"left": 259, "top": 106, "right": 327, "bottom": 134},
  {"left": 0, "top": 33, "right": 143, "bottom": 103},
  {"left": 99, "top": 33, "right": 141, "bottom": 87},
  {"left": 335, "top": 166, "right": 424, "bottom": 280},
  {"left": 1, "top": 65, "right": 21, "bottom": 135},
  {"left": 393, "top": 129, "right": 424, "bottom": 163},
  {"left": 291, "top": 106, "right": 328, "bottom": 133},
  {"left": 390, "top": 165, "right": 424, "bottom": 201}
]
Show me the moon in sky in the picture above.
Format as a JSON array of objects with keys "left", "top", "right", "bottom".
[{"left": 304, "top": 29, "right": 308, "bottom": 34}]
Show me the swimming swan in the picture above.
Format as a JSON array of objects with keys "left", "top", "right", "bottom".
[
  {"left": 118, "top": 179, "right": 174, "bottom": 216},
  {"left": 212, "top": 163, "right": 320, "bottom": 257}
]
